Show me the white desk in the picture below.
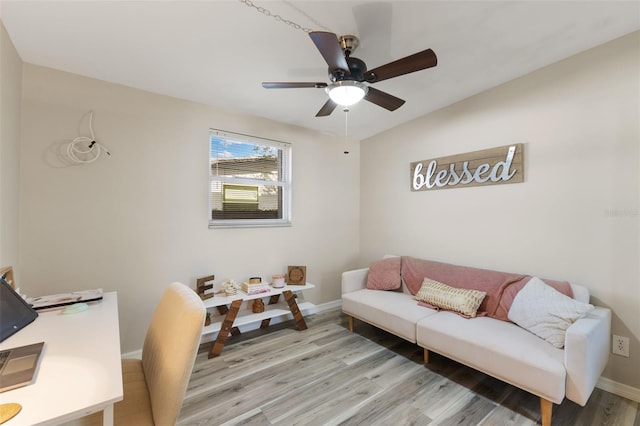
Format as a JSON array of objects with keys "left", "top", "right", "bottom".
[{"left": 0, "top": 292, "right": 123, "bottom": 425}]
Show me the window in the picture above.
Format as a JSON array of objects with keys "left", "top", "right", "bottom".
[{"left": 209, "top": 129, "right": 291, "bottom": 228}]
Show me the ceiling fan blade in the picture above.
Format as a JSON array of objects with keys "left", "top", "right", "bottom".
[
  {"left": 315, "top": 99, "right": 338, "bottom": 117},
  {"left": 262, "top": 82, "right": 328, "bottom": 89},
  {"left": 366, "top": 49, "right": 437, "bottom": 83},
  {"left": 364, "top": 86, "right": 405, "bottom": 111},
  {"left": 309, "top": 31, "right": 349, "bottom": 74}
]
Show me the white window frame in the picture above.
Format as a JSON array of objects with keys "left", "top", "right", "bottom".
[{"left": 209, "top": 129, "right": 292, "bottom": 228}]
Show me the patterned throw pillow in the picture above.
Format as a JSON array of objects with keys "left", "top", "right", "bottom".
[
  {"left": 415, "top": 278, "right": 487, "bottom": 317},
  {"left": 508, "top": 276, "right": 594, "bottom": 348}
]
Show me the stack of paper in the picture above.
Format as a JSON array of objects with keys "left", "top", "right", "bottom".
[
  {"left": 241, "top": 282, "right": 270, "bottom": 295},
  {"left": 26, "top": 289, "right": 103, "bottom": 310}
]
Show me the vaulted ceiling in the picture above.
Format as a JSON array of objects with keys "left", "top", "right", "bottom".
[{"left": 2, "top": 1, "right": 639, "bottom": 140}]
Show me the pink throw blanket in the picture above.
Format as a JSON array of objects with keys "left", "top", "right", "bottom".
[{"left": 401, "top": 256, "right": 573, "bottom": 321}]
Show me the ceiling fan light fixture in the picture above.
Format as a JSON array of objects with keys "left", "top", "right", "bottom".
[{"left": 326, "top": 81, "right": 368, "bottom": 106}]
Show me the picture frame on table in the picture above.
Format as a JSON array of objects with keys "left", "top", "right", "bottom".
[{"left": 286, "top": 266, "right": 306, "bottom": 285}]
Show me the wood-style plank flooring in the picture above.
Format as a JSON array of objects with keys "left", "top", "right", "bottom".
[{"left": 178, "top": 308, "right": 639, "bottom": 426}]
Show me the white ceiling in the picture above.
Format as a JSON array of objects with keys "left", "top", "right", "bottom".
[{"left": 2, "top": 1, "right": 639, "bottom": 140}]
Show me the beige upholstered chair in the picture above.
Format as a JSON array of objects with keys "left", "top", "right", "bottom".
[{"left": 66, "top": 282, "right": 205, "bottom": 426}]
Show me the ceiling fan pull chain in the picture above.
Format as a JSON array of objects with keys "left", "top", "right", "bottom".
[
  {"left": 344, "top": 107, "right": 350, "bottom": 155},
  {"left": 238, "top": 0, "right": 314, "bottom": 33}
]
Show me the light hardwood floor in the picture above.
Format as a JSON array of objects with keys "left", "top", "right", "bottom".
[{"left": 178, "top": 308, "right": 639, "bottom": 426}]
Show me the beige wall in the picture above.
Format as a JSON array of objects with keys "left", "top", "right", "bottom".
[
  {"left": 20, "top": 65, "right": 360, "bottom": 352},
  {"left": 0, "top": 21, "right": 22, "bottom": 282},
  {"left": 360, "top": 32, "right": 639, "bottom": 389}
]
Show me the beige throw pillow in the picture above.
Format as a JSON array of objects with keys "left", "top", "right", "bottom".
[{"left": 415, "top": 278, "right": 487, "bottom": 317}]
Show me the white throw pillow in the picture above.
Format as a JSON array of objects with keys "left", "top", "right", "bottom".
[{"left": 508, "top": 276, "right": 594, "bottom": 348}]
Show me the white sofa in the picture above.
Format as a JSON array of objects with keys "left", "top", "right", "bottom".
[{"left": 342, "top": 257, "right": 611, "bottom": 426}]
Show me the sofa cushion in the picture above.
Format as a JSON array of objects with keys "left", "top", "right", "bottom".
[
  {"left": 342, "top": 289, "right": 438, "bottom": 343},
  {"left": 416, "top": 312, "right": 566, "bottom": 404},
  {"left": 415, "top": 278, "right": 486, "bottom": 317},
  {"left": 508, "top": 277, "right": 594, "bottom": 349},
  {"left": 366, "top": 257, "right": 401, "bottom": 290}
]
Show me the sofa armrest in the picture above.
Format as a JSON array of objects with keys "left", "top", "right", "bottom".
[
  {"left": 564, "top": 306, "right": 611, "bottom": 406},
  {"left": 342, "top": 268, "right": 369, "bottom": 294}
]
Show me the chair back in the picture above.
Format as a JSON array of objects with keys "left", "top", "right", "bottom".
[{"left": 142, "top": 282, "right": 205, "bottom": 425}]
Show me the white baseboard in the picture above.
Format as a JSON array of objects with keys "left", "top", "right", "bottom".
[
  {"left": 313, "top": 299, "right": 342, "bottom": 312},
  {"left": 122, "top": 349, "right": 142, "bottom": 359},
  {"left": 597, "top": 376, "right": 640, "bottom": 402}
]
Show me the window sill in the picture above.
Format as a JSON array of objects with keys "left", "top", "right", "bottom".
[{"left": 208, "top": 220, "right": 292, "bottom": 229}]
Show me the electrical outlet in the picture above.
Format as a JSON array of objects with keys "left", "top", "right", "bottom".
[{"left": 612, "top": 335, "right": 630, "bottom": 357}]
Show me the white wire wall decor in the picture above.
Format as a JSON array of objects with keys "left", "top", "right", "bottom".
[{"left": 64, "top": 111, "right": 111, "bottom": 164}]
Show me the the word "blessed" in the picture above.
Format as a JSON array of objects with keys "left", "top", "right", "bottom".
[{"left": 411, "top": 144, "right": 524, "bottom": 191}]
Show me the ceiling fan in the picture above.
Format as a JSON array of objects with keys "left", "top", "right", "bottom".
[{"left": 262, "top": 31, "right": 437, "bottom": 117}]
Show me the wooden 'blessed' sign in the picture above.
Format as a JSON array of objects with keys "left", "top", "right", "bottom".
[{"left": 410, "top": 144, "right": 524, "bottom": 191}]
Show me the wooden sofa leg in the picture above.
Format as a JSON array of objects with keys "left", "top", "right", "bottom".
[
  {"left": 423, "top": 348, "right": 429, "bottom": 364},
  {"left": 347, "top": 315, "right": 354, "bottom": 332},
  {"left": 540, "top": 398, "right": 552, "bottom": 426}
]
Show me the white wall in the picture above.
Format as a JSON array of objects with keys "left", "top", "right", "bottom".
[
  {"left": 0, "top": 21, "right": 22, "bottom": 282},
  {"left": 360, "top": 32, "right": 639, "bottom": 389},
  {"left": 20, "top": 65, "right": 360, "bottom": 352}
]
